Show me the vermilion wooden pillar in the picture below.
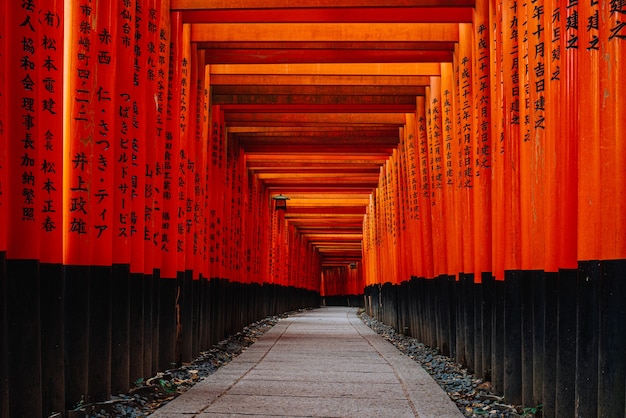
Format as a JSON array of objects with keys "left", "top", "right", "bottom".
[
  {"left": 159, "top": 10, "right": 182, "bottom": 371},
  {"left": 403, "top": 113, "right": 423, "bottom": 278},
  {"left": 32, "top": 0, "right": 66, "bottom": 414},
  {"left": 4, "top": 0, "right": 52, "bottom": 413},
  {"left": 415, "top": 96, "right": 434, "bottom": 281},
  {"left": 596, "top": 3, "right": 626, "bottom": 416},
  {"left": 0, "top": 10, "right": 7, "bottom": 412}
]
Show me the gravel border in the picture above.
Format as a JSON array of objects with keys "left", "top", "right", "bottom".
[{"left": 358, "top": 310, "right": 541, "bottom": 418}]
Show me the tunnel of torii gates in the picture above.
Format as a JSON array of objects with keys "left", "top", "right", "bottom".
[{"left": 0, "top": 0, "right": 625, "bottom": 416}]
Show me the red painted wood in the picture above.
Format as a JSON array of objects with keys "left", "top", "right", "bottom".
[
  {"left": 203, "top": 49, "right": 453, "bottom": 65},
  {"left": 180, "top": 7, "right": 473, "bottom": 24},
  {"left": 37, "top": 0, "right": 64, "bottom": 264},
  {"left": 161, "top": 12, "right": 183, "bottom": 278}
]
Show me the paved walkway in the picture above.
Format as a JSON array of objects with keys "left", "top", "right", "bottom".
[{"left": 150, "top": 307, "right": 463, "bottom": 418}]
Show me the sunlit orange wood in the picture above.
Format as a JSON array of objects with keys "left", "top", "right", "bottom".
[
  {"left": 404, "top": 113, "right": 423, "bottom": 277},
  {"left": 598, "top": 4, "right": 626, "bottom": 260},
  {"left": 210, "top": 74, "right": 432, "bottom": 86},
  {"left": 557, "top": 0, "right": 577, "bottom": 269},
  {"left": 225, "top": 113, "right": 406, "bottom": 126},
  {"left": 213, "top": 84, "right": 426, "bottom": 97},
  {"left": 490, "top": 0, "right": 505, "bottom": 280},
  {"left": 426, "top": 77, "right": 447, "bottom": 277},
  {"left": 501, "top": 0, "right": 521, "bottom": 273},
  {"left": 191, "top": 23, "right": 459, "bottom": 43},
  {"left": 416, "top": 96, "right": 434, "bottom": 279},
  {"left": 179, "top": 7, "right": 473, "bottom": 23},
  {"left": 518, "top": 0, "right": 534, "bottom": 272},
  {"left": 472, "top": 0, "right": 492, "bottom": 279},
  {"left": 541, "top": 0, "right": 559, "bottom": 272},
  {"left": 396, "top": 129, "right": 412, "bottom": 279},
  {"left": 441, "top": 61, "right": 462, "bottom": 278},
  {"left": 172, "top": 0, "right": 475, "bottom": 8},
  {"left": 210, "top": 63, "right": 441, "bottom": 76}
]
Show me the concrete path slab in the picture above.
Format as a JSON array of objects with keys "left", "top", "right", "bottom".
[{"left": 150, "top": 307, "right": 463, "bottom": 418}]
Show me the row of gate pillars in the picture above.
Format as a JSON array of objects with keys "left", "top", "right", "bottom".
[
  {"left": 365, "top": 260, "right": 626, "bottom": 417},
  {"left": 0, "top": 255, "right": 320, "bottom": 418}
]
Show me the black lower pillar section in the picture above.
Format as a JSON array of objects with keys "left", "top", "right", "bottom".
[
  {"left": 111, "top": 264, "right": 130, "bottom": 394},
  {"left": 191, "top": 277, "right": 201, "bottom": 358},
  {"left": 143, "top": 274, "right": 153, "bottom": 377},
  {"left": 531, "top": 271, "right": 545, "bottom": 407},
  {"left": 64, "top": 265, "right": 90, "bottom": 410},
  {"left": 455, "top": 277, "right": 466, "bottom": 367},
  {"left": 40, "top": 263, "right": 65, "bottom": 416},
  {"left": 88, "top": 266, "right": 112, "bottom": 403},
  {"left": 473, "top": 280, "right": 483, "bottom": 377},
  {"left": 492, "top": 279, "right": 505, "bottom": 395},
  {"left": 129, "top": 273, "right": 144, "bottom": 384},
  {"left": 158, "top": 277, "right": 177, "bottom": 371},
  {"left": 180, "top": 271, "right": 193, "bottom": 364},
  {"left": 151, "top": 269, "right": 161, "bottom": 377},
  {"left": 462, "top": 274, "right": 475, "bottom": 373},
  {"left": 598, "top": 259, "right": 626, "bottom": 417},
  {"left": 7, "top": 260, "right": 42, "bottom": 418},
  {"left": 555, "top": 269, "right": 577, "bottom": 417},
  {"left": 503, "top": 270, "right": 522, "bottom": 405},
  {"left": 521, "top": 271, "right": 534, "bottom": 406},
  {"left": 439, "top": 276, "right": 452, "bottom": 358},
  {"left": 542, "top": 272, "right": 558, "bottom": 417},
  {"left": 0, "top": 252, "right": 7, "bottom": 418},
  {"left": 481, "top": 273, "right": 494, "bottom": 382},
  {"left": 446, "top": 276, "right": 457, "bottom": 360},
  {"left": 575, "top": 261, "right": 600, "bottom": 417}
]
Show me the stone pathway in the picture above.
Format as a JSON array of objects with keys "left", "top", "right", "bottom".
[{"left": 150, "top": 307, "right": 463, "bottom": 418}]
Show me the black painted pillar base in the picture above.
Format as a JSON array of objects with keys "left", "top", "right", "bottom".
[
  {"left": 481, "top": 273, "right": 494, "bottom": 382},
  {"left": 158, "top": 277, "right": 177, "bottom": 371},
  {"left": 503, "top": 270, "right": 522, "bottom": 405},
  {"left": 191, "top": 277, "right": 201, "bottom": 358},
  {"left": 129, "top": 272, "right": 144, "bottom": 384},
  {"left": 492, "top": 278, "right": 505, "bottom": 395},
  {"left": 542, "top": 271, "right": 558, "bottom": 417},
  {"left": 143, "top": 273, "right": 154, "bottom": 377},
  {"left": 88, "top": 266, "right": 112, "bottom": 403},
  {"left": 473, "top": 280, "right": 483, "bottom": 378},
  {"left": 575, "top": 261, "right": 600, "bottom": 417},
  {"left": 555, "top": 269, "right": 576, "bottom": 417},
  {"left": 0, "top": 252, "right": 7, "bottom": 418},
  {"left": 7, "top": 259, "right": 42, "bottom": 417},
  {"left": 40, "top": 263, "right": 65, "bottom": 416},
  {"left": 180, "top": 270, "right": 193, "bottom": 364},
  {"left": 455, "top": 277, "right": 466, "bottom": 367},
  {"left": 64, "top": 265, "right": 90, "bottom": 410},
  {"left": 151, "top": 269, "right": 160, "bottom": 377},
  {"left": 462, "top": 274, "right": 475, "bottom": 373},
  {"left": 521, "top": 270, "right": 534, "bottom": 406},
  {"left": 598, "top": 259, "right": 626, "bottom": 417},
  {"left": 531, "top": 270, "right": 545, "bottom": 407},
  {"left": 111, "top": 264, "right": 130, "bottom": 394},
  {"left": 439, "top": 275, "right": 452, "bottom": 358}
]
